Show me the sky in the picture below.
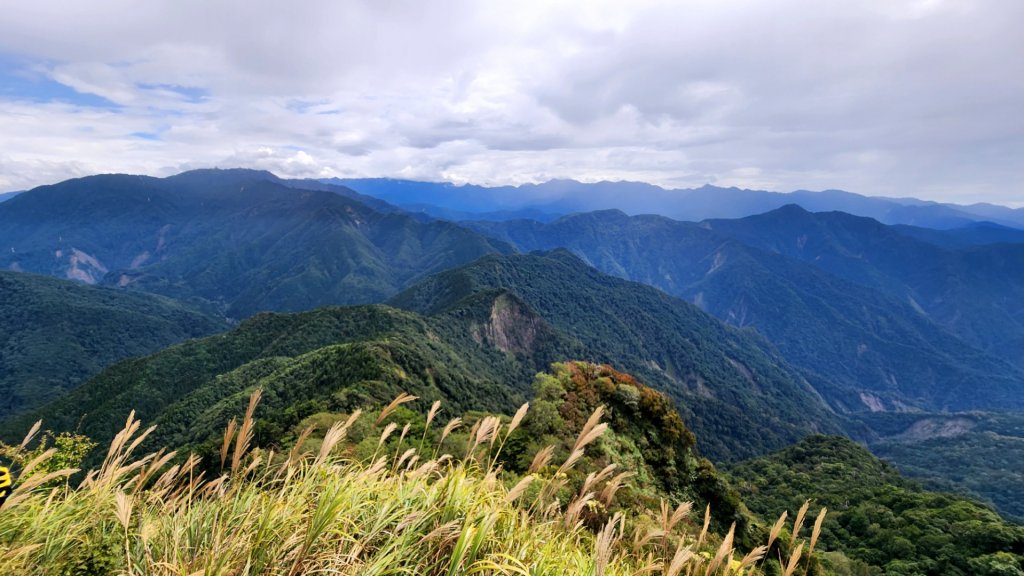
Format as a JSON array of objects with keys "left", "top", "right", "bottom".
[{"left": 0, "top": 0, "right": 1021, "bottom": 205}]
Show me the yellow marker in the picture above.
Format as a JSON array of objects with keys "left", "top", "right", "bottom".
[{"left": 0, "top": 465, "right": 11, "bottom": 508}]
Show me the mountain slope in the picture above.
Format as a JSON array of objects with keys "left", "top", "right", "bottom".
[
  {"left": 7, "top": 251, "right": 845, "bottom": 464},
  {"left": 706, "top": 205, "right": 1024, "bottom": 371},
  {"left": 0, "top": 304, "right": 543, "bottom": 454},
  {"left": 466, "top": 211, "right": 1024, "bottom": 413},
  {"left": 728, "top": 436, "right": 1024, "bottom": 575},
  {"left": 389, "top": 250, "right": 844, "bottom": 461},
  {"left": 0, "top": 169, "right": 512, "bottom": 318},
  {"left": 0, "top": 271, "right": 227, "bottom": 420}
]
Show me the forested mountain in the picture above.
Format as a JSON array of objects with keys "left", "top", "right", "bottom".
[
  {"left": 4, "top": 251, "right": 845, "bottom": 464},
  {"left": 332, "top": 177, "right": 1024, "bottom": 229},
  {"left": 855, "top": 411, "right": 1024, "bottom": 523},
  {"left": 0, "top": 169, "right": 511, "bottom": 318},
  {"left": 390, "top": 250, "right": 845, "bottom": 460},
  {"left": 466, "top": 210, "right": 1024, "bottom": 413},
  {"left": 892, "top": 221, "right": 1024, "bottom": 248},
  {"left": 729, "top": 436, "right": 1024, "bottom": 575},
  {"left": 0, "top": 304, "right": 538, "bottom": 455},
  {"left": 0, "top": 271, "right": 226, "bottom": 420},
  {"left": 705, "top": 205, "right": 1024, "bottom": 371}
]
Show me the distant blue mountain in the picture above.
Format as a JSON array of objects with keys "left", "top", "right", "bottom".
[
  {"left": 0, "top": 191, "right": 21, "bottom": 203},
  {"left": 325, "top": 177, "right": 1024, "bottom": 230},
  {"left": 892, "top": 221, "right": 1024, "bottom": 248}
]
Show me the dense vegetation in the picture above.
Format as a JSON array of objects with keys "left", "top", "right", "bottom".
[
  {"left": 5, "top": 251, "right": 846, "bottom": 464},
  {"left": 705, "top": 205, "right": 1024, "bottom": 373},
  {"left": 467, "top": 208, "right": 1024, "bottom": 413},
  {"left": 0, "top": 271, "right": 226, "bottom": 420},
  {"left": 0, "top": 169, "right": 511, "bottom": 318},
  {"left": 0, "top": 305, "right": 540, "bottom": 458},
  {"left": 0, "top": 370, "right": 827, "bottom": 575},
  {"left": 859, "top": 412, "right": 1024, "bottom": 522},
  {"left": 728, "top": 435, "right": 1024, "bottom": 575},
  {"left": 390, "top": 250, "right": 845, "bottom": 461}
]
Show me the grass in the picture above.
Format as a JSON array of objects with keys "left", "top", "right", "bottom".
[{"left": 0, "top": 391, "right": 823, "bottom": 575}]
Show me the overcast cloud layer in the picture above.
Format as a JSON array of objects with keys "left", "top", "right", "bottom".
[{"left": 0, "top": 0, "right": 1021, "bottom": 205}]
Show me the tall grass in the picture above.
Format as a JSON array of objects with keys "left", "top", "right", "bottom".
[{"left": 0, "top": 391, "right": 823, "bottom": 575}]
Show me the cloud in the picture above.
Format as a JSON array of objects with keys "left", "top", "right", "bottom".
[{"left": 0, "top": 0, "right": 1021, "bottom": 205}]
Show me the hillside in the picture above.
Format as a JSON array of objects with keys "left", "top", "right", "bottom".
[
  {"left": 0, "top": 169, "right": 511, "bottom": 318},
  {"left": 705, "top": 205, "right": 1024, "bottom": 371},
  {"left": 858, "top": 411, "right": 1024, "bottom": 522},
  {"left": 390, "top": 250, "right": 845, "bottom": 461},
  {"left": 0, "top": 271, "right": 226, "bottom": 420},
  {"left": 728, "top": 435, "right": 1024, "bottom": 575},
  {"left": 0, "top": 362, "right": 830, "bottom": 576},
  {"left": 0, "top": 304, "right": 542, "bottom": 455},
  {"left": 466, "top": 210, "right": 1024, "bottom": 413},
  {"left": 6, "top": 250, "right": 845, "bottom": 464}
]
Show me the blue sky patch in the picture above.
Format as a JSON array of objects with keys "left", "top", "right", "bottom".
[
  {"left": 0, "top": 54, "right": 121, "bottom": 109},
  {"left": 136, "top": 82, "right": 208, "bottom": 103}
]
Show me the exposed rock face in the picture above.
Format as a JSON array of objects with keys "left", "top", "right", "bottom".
[
  {"left": 472, "top": 293, "right": 542, "bottom": 355},
  {"left": 65, "top": 248, "right": 108, "bottom": 284}
]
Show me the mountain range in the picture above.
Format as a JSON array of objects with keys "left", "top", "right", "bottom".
[
  {"left": 3, "top": 167, "right": 1023, "bottom": 525},
  {"left": 467, "top": 207, "right": 1024, "bottom": 414},
  {"left": 330, "top": 177, "right": 1024, "bottom": 229},
  {"left": 0, "top": 169, "right": 511, "bottom": 319},
  {"left": 2, "top": 250, "right": 845, "bottom": 464}
]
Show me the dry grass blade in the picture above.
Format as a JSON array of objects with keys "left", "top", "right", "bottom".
[
  {"left": 20, "top": 447, "right": 56, "bottom": 478},
  {"left": 440, "top": 417, "right": 462, "bottom": 445},
  {"left": 19, "top": 420, "right": 42, "bottom": 449},
  {"left": 783, "top": 542, "right": 804, "bottom": 576},
  {"left": 792, "top": 500, "right": 810, "bottom": 541},
  {"left": 231, "top": 389, "right": 262, "bottom": 472},
  {"left": 564, "top": 492, "right": 595, "bottom": 529},
  {"left": 572, "top": 406, "right": 608, "bottom": 453},
  {"left": 599, "top": 471, "right": 633, "bottom": 506},
  {"left": 3, "top": 468, "right": 78, "bottom": 509},
  {"left": 114, "top": 491, "right": 133, "bottom": 529},
  {"left": 506, "top": 475, "right": 534, "bottom": 503},
  {"left": 807, "top": 507, "right": 828, "bottom": 557},
  {"left": 766, "top": 510, "right": 788, "bottom": 552},
  {"left": 669, "top": 501, "right": 693, "bottom": 533},
  {"left": 425, "top": 400, "right": 442, "bottom": 429},
  {"left": 594, "top": 513, "right": 623, "bottom": 576},
  {"left": 378, "top": 422, "right": 398, "bottom": 448},
  {"left": 696, "top": 505, "right": 711, "bottom": 549},
  {"left": 287, "top": 424, "right": 315, "bottom": 463},
  {"left": 703, "top": 522, "right": 734, "bottom": 576},
  {"left": 220, "top": 417, "right": 237, "bottom": 470},
  {"left": 528, "top": 445, "right": 555, "bottom": 474},
  {"left": 737, "top": 545, "right": 767, "bottom": 570},
  {"left": 666, "top": 539, "right": 694, "bottom": 576},
  {"left": 557, "top": 448, "right": 585, "bottom": 475},
  {"left": 507, "top": 402, "right": 529, "bottom": 436},
  {"left": 375, "top": 392, "right": 418, "bottom": 426}
]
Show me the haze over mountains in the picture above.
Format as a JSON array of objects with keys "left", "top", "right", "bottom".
[
  {"left": 2, "top": 167, "right": 1024, "bottom": 527},
  {"left": 326, "top": 177, "right": 1024, "bottom": 229}
]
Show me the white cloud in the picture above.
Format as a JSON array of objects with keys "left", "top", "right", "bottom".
[{"left": 0, "top": 0, "right": 1021, "bottom": 205}]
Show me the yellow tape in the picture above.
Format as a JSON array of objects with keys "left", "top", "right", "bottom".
[{"left": 0, "top": 466, "right": 11, "bottom": 489}]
